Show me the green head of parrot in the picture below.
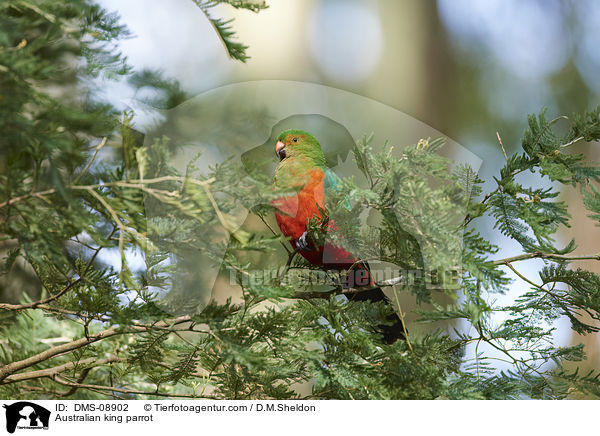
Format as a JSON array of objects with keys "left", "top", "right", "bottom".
[{"left": 275, "top": 129, "right": 326, "bottom": 165}]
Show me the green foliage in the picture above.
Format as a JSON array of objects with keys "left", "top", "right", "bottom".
[
  {"left": 191, "top": 0, "right": 268, "bottom": 62},
  {"left": 1, "top": 0, "right": 600, "bottom": 401}
]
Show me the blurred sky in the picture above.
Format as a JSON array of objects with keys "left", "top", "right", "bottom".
[
  {"left": 95, "top": 0, "right": 600, "bottom": 159},
  {"left": 95, "top": 0, "right": 600, "bottom": 367}
]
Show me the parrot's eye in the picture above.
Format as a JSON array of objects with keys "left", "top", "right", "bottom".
[{"left": 292, "top": 137, "right": 298, "bottom": 142}]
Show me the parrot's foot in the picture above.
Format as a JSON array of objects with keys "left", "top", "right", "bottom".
[{"left": 295, "top": 231, "right": 311, "bottom": 251}]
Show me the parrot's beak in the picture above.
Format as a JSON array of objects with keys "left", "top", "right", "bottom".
[{"left": 275, "top": 141, "right": 286, "bottom": 161}]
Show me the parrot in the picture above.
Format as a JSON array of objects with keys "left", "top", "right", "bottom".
[{"left": 272, "top": 129, "right": 404, "bottom": 343}]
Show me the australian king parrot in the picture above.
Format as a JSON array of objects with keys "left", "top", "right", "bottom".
[{"left": 272, "top": 129, "right": 404, "bottom": 343}]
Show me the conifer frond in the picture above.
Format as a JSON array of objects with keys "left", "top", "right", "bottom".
[{"left": 191, "top": 0, "right": 268, "bottom": 62}]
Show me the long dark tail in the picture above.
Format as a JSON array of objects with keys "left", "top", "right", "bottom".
[{"left": 347, "top": 287, "right": 405, "bottom": 344}]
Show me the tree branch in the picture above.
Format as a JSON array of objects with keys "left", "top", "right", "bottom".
[
  {"left": 293, "top": 275, "right": 404, "bottom": 300},
  {"left": 1, "top": 356, "right": 122, "bottom": 384},
  {"left": 0, "top": 316, "right": 191, "bottom": 382},
  {"left": 0, "top": 227, "right": 117, "bottom": 313},
  {"left": 0, "top": 176, "right": 216, "bottom": 210},
  {"left": 493, "top": 251, "right": 600, "bottom": 265},
  {"left": 0, "top": 279, "right": 81, "bottom": 311},
  {"left": 52, "top": 375, "right": 215, "bottom": 399},
  {"left": 73, "top": 137, "right": 107, "bottom": 184}
]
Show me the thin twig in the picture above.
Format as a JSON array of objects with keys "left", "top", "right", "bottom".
[
  {"left": 85, "top": 188, "right": 131, "bottom": 263},
  {"left": 493, "top": 251, "right": 600, "bottom": 266},
  {"left": 560, "top": 136, "right": 584, "bottom": 148},
  {"left": 496, "top": 132, "right": 508, "bottom": 161},
  {"left": 0, "top": 176, "right": 216, "bottom": 210},
  {"left": 73, "top": 137, "right": 107, "bottom": 184},
  {"left": 391, "top": 286, "right": 412, "bottom": 351},
  {"left": 257, "top": 212, "right": 291, "bottom": 254},
  {"left": 292, "top": 273, "right": 406, "bottom": 300},
  {"left": 0, "top": 279, "right": 81, "bottom": 311},
  {"left": 0, "top": 189, "right": 55, "bottom": 210}
]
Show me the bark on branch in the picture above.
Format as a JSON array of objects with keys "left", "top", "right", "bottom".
[
  {"left": 0, "top": 316, "right": 191, "bottom": 382},
  {"left": 1, "top": 356, "right": 122, "bottom": 384}
]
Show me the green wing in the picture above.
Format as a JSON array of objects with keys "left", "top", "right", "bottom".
[{"left": 323, "top": 167, "right": 351, "bottom": 211}]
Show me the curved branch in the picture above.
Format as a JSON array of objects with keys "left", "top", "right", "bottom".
[{"left": 0, "top": 279, "right": 81, "bottom": 311}]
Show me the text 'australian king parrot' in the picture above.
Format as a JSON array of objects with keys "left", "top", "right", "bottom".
[{"left": 272, "top": 129, "right": 404, "bottom": 343}]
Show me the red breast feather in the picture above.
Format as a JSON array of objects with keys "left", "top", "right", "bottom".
[{"left": 273, "top": 168, "right": 370, "bottom": 286}]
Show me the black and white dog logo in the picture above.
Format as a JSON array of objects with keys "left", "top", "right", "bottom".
[{"left": 3, "top": 402, "right": 50, "bottom": 433}]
